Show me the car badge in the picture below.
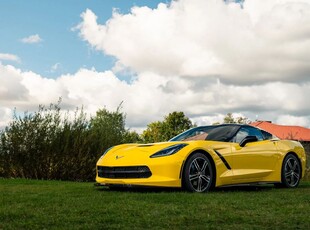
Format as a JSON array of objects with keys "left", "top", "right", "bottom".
[{"left": 116, "top": 155, "right": 124, "bottom": 160}]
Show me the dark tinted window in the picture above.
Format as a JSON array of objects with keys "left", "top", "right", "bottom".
[
  {"left": 205, "top": 126, "right": 240, "bottom": 142},
  {"left": 261, "top": 130, "right": 273, "bottom": 140},
  {"left": 169, "top": 125, "right": 240, "bottom": 142},
  {"left": 169, "top": 126, "right": 214, "bottom": 141},
  {"left": 234, "top": 126, "right": 264, "bottom": 143}
]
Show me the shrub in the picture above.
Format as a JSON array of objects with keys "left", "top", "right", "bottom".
[{"left": 0, "top": 102, "right": 133, "bottom": 181}]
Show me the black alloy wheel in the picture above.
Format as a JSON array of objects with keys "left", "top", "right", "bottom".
[
  {"left": 183, "top": 153, "right": 214, "bottom": 192},
  {"left": 281, "top": 154, "right": 301, "bottom": 188}
]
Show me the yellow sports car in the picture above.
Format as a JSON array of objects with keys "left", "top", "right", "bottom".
[{"left": 96, "top": 124, "right": 306, "bottom": 192}]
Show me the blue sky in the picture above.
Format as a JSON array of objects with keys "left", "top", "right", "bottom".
[
  {"left": 1, "top": 0, "right": 310, "bottom": 130},
  {"left": 0, "top": 0, "right": 164, "bottom": 78}
]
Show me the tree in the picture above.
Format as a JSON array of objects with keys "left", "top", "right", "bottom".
[
  {"left": 142, "top": 112, "right": 193, "bottom": 143},
  {"left": 142, "top": 121, "right": 165, "bottom": 143},
  {"left": 222, "top": 113, "right": 250, "bottom": 124},
  {"left": 123, "top": 130, "right": 142, "bottom": 143},
  {"left": 90, "top": 106, "right": 127, "bottom": 152},
  {"left": 223, "top": 113, "right": 235, "bottom": 124},
  {"left": 164, "top": 111, "right": 193, "bottom": 139}
]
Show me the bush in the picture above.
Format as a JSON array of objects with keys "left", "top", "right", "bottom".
[
  {"left": 304, "top": 168, "right": 310, "bottom": 181},
  {"left": 0, "top": 102, "right": 135, "bottom": 181}
]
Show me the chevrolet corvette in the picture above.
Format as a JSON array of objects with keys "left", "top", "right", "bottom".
[{"left": 96, "top": 124, "right": 306, "bottom": 192}]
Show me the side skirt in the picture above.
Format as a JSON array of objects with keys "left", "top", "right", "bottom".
[{"left": 217, "top": 181, "right": 280, "bottom": 188}]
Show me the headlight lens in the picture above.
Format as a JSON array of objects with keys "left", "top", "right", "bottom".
[
  {"left": 150, "top": 144, "right": 188, "bottom": 158},
  {"left": 99, "top": 146, "right": 114, "bottom": 160}
]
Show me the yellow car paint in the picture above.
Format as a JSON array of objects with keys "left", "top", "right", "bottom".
[{"left": 96, "top": 139, "right": 306, "bottom": 188}]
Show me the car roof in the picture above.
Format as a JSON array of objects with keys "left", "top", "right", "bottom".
[{"left": 197, "top": 124, "right": 252, "bottom": 128}]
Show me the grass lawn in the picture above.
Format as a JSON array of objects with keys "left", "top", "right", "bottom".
[{"left": 1, "top": 179, "right": 310, "bottom": 230}]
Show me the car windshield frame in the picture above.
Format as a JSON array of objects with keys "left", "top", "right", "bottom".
[{"left": 169, "top": 124, "right": 242, "bottom": 142}]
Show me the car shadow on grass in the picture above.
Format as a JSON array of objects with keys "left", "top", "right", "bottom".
[
  {"left": 94, "top": 184, "right": 279, "bottom": 193},
  {"left": 94, "top": 181, "right": 310, "bottom": 193},
  {"left": 214, "top": 184, "right": 275, "bottom": 193},
  {"left": 95, "top": 184, "right": 182, "bottom": 193}
]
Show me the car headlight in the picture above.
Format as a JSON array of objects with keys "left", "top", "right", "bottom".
[
  {"left": 150, "top": 144, "right": 188, "bottom": 158},
  {"left": 99, "top": 146, "right": 114, "bottom": 160}
]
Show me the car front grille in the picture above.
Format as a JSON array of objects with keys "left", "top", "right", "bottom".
[{"left": 97, "top": 166, "right": 152, "bottom": 179}]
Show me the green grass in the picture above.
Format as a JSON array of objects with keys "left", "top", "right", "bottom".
[{"left": 1, "top": 179, "right": 310, "bottom": 230}]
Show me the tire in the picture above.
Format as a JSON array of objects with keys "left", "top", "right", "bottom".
[
  {"left": 281, "top": 154, "right": 301, "bottom": 188},
  {"left": 183, "top": 153, "right": 214, "bottom": 192}
]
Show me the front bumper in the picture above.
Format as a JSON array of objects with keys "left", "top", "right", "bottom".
[{"left": 96, "top": 160, "right": 183, "bottom": 188}]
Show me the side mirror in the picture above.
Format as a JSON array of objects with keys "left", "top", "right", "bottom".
[{"left": 239, "top": 135, "right": 258, "bottom": 147}]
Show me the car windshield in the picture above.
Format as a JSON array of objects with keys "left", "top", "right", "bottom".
[{"left": 169, "top": 125, "right": 241, "bottom": 142}]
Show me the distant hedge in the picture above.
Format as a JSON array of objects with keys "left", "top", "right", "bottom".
[{"left": 0, "top": 102, "right": 140, "bottom": 181}]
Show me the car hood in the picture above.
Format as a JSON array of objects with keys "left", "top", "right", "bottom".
[
  {"left": 97, "top": 142, "right": 189, "bottom": 165},
  {"left": 97, "top": 140, "right": 226, "bottom": 166}
]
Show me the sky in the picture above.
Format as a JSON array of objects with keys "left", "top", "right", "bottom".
[{"left": 1, "top": 0, "right": 310, "bottom": 131}]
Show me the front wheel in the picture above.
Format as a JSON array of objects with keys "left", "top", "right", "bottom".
[
  {"left": 281, "top": 154, "right": 301, "bottom": 188},
  {"left": 183, "top": 153, "right": 214, "bottom": 192}
]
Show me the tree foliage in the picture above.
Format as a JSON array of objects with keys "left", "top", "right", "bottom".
[
  {"left": 0, "top": 101, "right": 135, "bottom": 181},
  {"left": 90, "top": 107, "right": 126, "bottom": 151},
  {"left": 142, "top": 112, "right": 193, "bottom": 143},
  {"left": 222, "top": 113, "right": 250, "bottom": 124},
  {"left": 141, "top": 121, "right": 164, "bottom": 143}
]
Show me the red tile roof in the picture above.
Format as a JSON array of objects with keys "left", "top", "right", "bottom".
[{"left": 250, "top": 121, "right": 310, "bottom": 141}]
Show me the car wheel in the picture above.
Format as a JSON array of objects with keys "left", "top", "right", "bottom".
[
  {"left": 281, "top": 154, "right": 301, "bottom": 188},
  {"left": 183, "top": 153, "right": 214, "bottom": 192}
]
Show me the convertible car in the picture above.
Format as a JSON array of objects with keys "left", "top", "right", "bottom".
[{"left": 96, "top": 124, "right": 306, "bottom": 192}]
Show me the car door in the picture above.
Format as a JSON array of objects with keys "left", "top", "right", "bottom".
[{"left": 230, "top": 126, "right": 279, "bottom": 183}]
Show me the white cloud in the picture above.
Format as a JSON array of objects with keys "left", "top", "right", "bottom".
[
  {"left": 0, "top": 53, "right": 20, "bottom": 62},
  {"left": 0, "top": 64, "right": 29, "bottom": 103},
  {"left": 1, "top": 0, "right": 310, "bottom": 131},
  {"left": 191, "top": 114, "right": 225, "bottom": 126},
  {"left": 21, "top": 34, "right": 43, "bottom": 44},
  {"left": 0, "top": 63, "right": 309, "bottom": 130},
  {"left": 77, "top": 0, "right": 310, "bottom": 84},
  {"left": 0, "top": 107, "right": 12, "bottom": 129},
  {"left": 276, "top": 115, "right": 310, "bottom": 127}
]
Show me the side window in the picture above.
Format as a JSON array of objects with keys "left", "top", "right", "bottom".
[
  {"left": 261, "top": 130, "right": 273, "bottom": 140},
  {"left": 247, "top": 126, "right": 264, "bottom": 141},
  {"left": 234, "top": 126, "right": 264, "bottom": 143},
  {"left": 234, "top": 128, "right": 249, "bottom": 143}
]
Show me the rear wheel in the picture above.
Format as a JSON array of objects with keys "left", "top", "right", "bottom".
[
  {"left": 183, "top": 153, "right": 214, "bottom": 192},
  {"left": 281, "top": 154, "right": 301, "bottom": 188}
]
